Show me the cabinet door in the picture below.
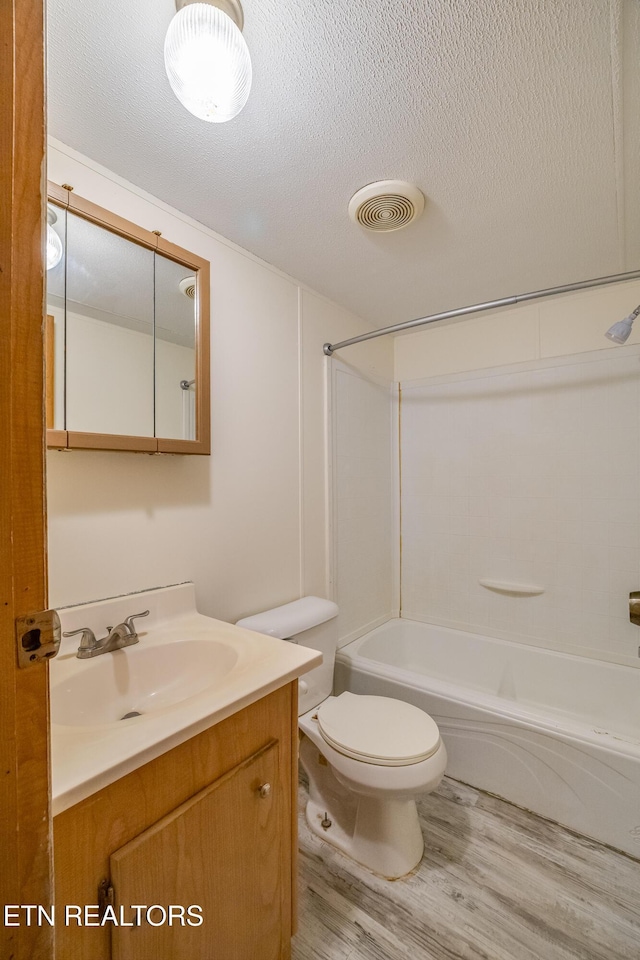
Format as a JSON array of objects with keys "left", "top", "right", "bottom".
[{"left": 110, "top": 739, "right": 285, "bottom": 960}]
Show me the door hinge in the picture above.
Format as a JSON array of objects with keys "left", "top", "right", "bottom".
[
  {"left": 98, "top": 878, "right": 114, "bottom": 920},
  {"left": 15, "top": 608, "right": 61, "bottom": 668}
]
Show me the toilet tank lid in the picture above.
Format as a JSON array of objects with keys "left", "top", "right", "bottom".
[{"left": 235, "top": 597, "right": 338, "bottom": 639}]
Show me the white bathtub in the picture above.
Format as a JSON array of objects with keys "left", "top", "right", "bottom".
[{"left": 334, "top": 618, "right": 640, "bottom": 858}]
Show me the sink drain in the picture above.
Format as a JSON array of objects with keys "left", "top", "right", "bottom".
[{"left": 120, "top": 710, "right": 142, "bottom": 720}]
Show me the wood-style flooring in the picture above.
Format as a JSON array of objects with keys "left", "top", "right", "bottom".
[{"left": 292, "top": 777, "right": 640, "bottom": 960}]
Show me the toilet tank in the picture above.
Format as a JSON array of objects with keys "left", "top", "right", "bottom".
[{"left": 236, "top": 597, "right": 338, "bottom": 715}]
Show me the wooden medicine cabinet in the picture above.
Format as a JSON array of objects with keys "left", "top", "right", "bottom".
[{"left": 46, "top": 182, "right": 210, "bottom": 454}]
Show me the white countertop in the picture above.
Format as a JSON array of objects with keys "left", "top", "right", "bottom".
[{"left": 50, "top": 584, "right": 321, "bottom": 815}]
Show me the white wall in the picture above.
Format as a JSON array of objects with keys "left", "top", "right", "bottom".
[
  {"left": 46, "top": 140, "right": 393, "bottom": 622},
  {"left": 51, "top": 307, "right": 195, "bottom": 438},
  {"left": 65, "top": 311, "right": 154, "bottom": 435},
  {"left": 397, "top": 284, "right": 640, "bottom": 670}
]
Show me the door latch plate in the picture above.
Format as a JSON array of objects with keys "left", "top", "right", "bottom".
[{"left": 16, "top": 609, "right": 61, "bottom": 667}]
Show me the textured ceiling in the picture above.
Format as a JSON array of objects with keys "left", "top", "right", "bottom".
[{"left": 47, "top": 0, "right": 640, "bottom": 328}]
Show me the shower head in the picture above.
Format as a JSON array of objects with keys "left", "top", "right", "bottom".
[{"left": 605, "top": 305, "right": 640, "bottom": 344}]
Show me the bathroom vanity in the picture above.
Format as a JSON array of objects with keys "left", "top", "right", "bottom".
[{"left": 50, "top": 585, "right": 320, "bottom": 960}]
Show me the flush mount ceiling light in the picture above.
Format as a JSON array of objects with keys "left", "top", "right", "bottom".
[
  {"left": 46, "top": 206, "right": 63, "bottom": 271},
  {"left": 164, "top": 0, "right": 252, "bottom": 123},
  {"left": 348, "top": 180, "right": 425, "bottom": 232}
]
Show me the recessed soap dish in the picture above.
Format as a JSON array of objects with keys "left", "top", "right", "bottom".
[{"left": 478, "top": 579, "right": 544, "bottom": 597}]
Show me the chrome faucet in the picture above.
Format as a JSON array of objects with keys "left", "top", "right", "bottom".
[{"left": 64, "top": 610, "right": 150, "bottom": 659}]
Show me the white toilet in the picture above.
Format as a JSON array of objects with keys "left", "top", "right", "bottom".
[{"left": 236, "top": 597, "right": 447, "bottom": 879}]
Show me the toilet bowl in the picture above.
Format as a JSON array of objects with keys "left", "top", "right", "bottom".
[
  {"left": 299, "top": 692, "right": 447, "bottom": 877},
  {"left": 236, "top": 598, "right": 447, "bottom": 879}
]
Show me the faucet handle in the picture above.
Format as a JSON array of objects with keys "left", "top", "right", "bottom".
[
  {"left": 63, "top": 627, "right": 97, "bottom": 650},
  {"left": 123, "top": 610, "right": 150, "bottom": 634}
]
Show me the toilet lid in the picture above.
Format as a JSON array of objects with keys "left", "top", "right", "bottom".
[{"left": 317, "top": 692, "right": 441, "bottom": 766}]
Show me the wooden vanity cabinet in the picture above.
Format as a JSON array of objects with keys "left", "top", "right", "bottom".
[{"left": 53, "top": 682, "right": 298, "bottom": 960}]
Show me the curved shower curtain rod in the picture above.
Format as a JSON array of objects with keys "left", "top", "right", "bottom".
[{"left": 322, "top": 268, "right": 640, "bottom": 356}]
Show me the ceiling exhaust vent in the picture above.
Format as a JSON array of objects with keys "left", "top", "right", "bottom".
[
  {"left": 179, "top": 276, "right": 196, "bottom": 299},
  {"left": 348, "top": 180, "right": 425, "bottom": 232}
]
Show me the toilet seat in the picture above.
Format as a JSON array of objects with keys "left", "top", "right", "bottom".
[{"left": 317, "top": 692, "right": 441, "bottom": 766}]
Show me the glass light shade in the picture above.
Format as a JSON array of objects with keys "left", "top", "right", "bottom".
[
  {"left": 46, "top": 222, "right": 63, "bottom": 271},
  {"left": 164, "top": 3, "right": 252, "bottom": 123}
]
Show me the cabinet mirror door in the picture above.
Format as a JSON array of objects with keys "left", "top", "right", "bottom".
[
  {"left": 66, "top": 209, "right": 156, "bottom": 438},
  {"left": 45, "top": 198, "right": 66, "bottom": 436},
  {"left": 154, "top": 252, "right": 197, "bottom": 442},
  {"left": 45, "top": 184, "right": 210, "bottom": 455}
]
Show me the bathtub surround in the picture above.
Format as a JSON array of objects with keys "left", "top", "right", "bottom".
[
  {"left": 329, "top": 281, "right": 640, "bottom": 666},
  {"left": 46, "top": 139, "right": 393, "bottom": 619},
  {"left": 292, "top": 776, "right": 640, "bottom": 960},
  {"left": 330, "top": 361, "right": 398, "bottom": 645},
  {"left": 400, "top": 346, "right": 640, "bottom": 669}
]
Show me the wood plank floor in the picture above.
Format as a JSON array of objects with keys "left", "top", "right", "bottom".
[{"left": 292, "top": 777, "right": 640, "bottom": 960}]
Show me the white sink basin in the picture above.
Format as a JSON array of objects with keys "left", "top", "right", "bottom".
[
  {"left": 51, "top": 639, "right": 239, "bottom": 726},
  {"left": 50, "top": 583, "right": 322, "bottom": 816}
]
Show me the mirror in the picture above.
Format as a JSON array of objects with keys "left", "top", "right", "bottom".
[
  {"left": 154, "top": 253, "right": 197, "bottom": 442},
  {"left": 46, "top": 183, "right": 210, "bottom": 454}
]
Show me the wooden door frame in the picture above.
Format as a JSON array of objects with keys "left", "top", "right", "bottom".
[{"left": 0, "top": 0, "right": 52, "bottom": 957}]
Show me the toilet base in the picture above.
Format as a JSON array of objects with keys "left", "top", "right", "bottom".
[
  {"left": 305, "top": 795, "right": 424, "bottom": 880},
  {"left": 300, "top": 735, "right": 424, "bottom": 879}
]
